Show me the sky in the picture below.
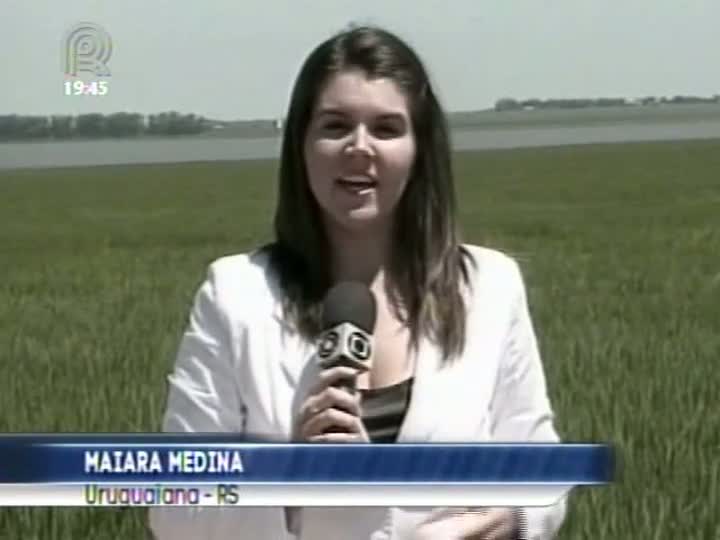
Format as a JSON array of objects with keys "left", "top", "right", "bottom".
[{"left": 2, "top": 0, "right": 719, "bottom": 121}]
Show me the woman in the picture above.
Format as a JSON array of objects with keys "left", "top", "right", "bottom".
[{"left": 150, "top": 25, "right": 566, "bottom": 540}]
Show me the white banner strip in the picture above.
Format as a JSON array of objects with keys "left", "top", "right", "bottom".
[{"left": 0, "top": 484, "right": 571, "bottom": 507}]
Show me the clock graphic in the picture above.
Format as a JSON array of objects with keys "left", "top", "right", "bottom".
[
  {"left": 62, "top": 22, "right": 112, "bottom": 97},
  {"left": 64, "top": 80, "right": 110, "bottom": 96}
]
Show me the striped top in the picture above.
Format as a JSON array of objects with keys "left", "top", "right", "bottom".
[{"left": 359, "top": 378, "right": 414, "bottom": 443}]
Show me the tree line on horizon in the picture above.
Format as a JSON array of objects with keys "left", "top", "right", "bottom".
[
  {"left": 494, "top": 94, "right": 720, "bottom": 111},
  {"left": 2, "top": 94, "right": 719, "bottom": 141},
  {"left": 0, "top": 112, "right": 211, "bottom": 142}
]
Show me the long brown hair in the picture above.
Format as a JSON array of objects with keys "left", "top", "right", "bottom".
[{"left": 263, "top": 24, "right": 475, "bottom": 363}]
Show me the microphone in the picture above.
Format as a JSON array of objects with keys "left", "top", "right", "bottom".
[
  {"left": 284, "top": 283, "right": 376, "bottom": 535},
  {"left": 315, "top": 281, "right": 376, "bottom": 393}
]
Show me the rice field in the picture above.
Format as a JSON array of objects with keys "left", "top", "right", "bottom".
[{"left": 0, "top": 138, "right": 718, "bottom": 539}]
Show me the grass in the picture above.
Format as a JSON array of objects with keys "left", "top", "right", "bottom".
[{"left": 1, "top": 139, "right": 719, "bottom": 539}]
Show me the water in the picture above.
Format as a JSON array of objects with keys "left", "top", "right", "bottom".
[
  {"left": 452, "top": 121, "right": 720, "bottom": 152},
  {"left": 0, "top": 136, "right": 284, "bottom": 170},
  {"left": 1, "top": 120, "right": 719, "bottom": 170}
]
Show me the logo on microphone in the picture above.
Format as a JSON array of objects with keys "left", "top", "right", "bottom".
[
  {"left": 347, "top": 331, "right": 371, "bottom": 361},
  {"left": 317, "top": 331, "right": 339, "bottom": 359},
  {"left": 316, "top": 324, "right": 373, "bottom": 369}
]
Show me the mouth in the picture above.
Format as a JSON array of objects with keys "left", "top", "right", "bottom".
[{"left": 336, "top": 175, "right": 378, "bottom": 193}]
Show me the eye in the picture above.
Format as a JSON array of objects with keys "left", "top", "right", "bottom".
[
  {"left": 321, "top": 121, "right": 348, "bottom": 133},
  {"left": 373, "top": 124, "right": 402, "bottom": 138}
]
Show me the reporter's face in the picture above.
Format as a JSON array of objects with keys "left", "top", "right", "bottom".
[{"left": 304, "top": 69, "right": 416, "bottom": 233}]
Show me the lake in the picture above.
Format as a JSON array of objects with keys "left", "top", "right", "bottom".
[{"left": 1, "top": 120, "right": 719, "bottom": 170}]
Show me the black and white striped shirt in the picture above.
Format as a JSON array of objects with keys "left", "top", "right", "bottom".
[{"left": 360, "top": 378, "right": 414, "bottom": 443}]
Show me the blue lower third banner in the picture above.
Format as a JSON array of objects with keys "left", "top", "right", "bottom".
[
  {"left": 0, "top": 435, "right": 613, "bottom": 506},
  {"left": 0, "top": 435, "right": 612, "bottom": 484}
]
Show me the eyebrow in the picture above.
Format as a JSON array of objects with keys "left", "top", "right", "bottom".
[{"left": 316, "top": 108, "right": 407, "bottom": 121}]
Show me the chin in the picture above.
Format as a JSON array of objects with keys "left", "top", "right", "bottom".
[{"left": 332, "top": 209, "right": 387, "bottom": 231}]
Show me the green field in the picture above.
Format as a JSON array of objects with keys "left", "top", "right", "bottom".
[{"left": 1, "top": 139, "right": 718, "bottom": 539}]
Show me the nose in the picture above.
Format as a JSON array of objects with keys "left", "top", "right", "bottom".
[{"left": 345, "top": 124, "right": 375, "bottom": 157}]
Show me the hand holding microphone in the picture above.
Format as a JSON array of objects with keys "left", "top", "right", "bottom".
[
  {"left": 293, "top": 282, "right": 376, "bottom": 443},
  {"left": 295, "top": 366, "right": 370, "bottom": 442}
]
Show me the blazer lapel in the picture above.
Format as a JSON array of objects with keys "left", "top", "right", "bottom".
[{"left": 269, "top": 294, "right": 310, "bottom": 390}]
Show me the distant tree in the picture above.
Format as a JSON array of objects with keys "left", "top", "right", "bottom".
[
  {"left": 0, "top": 115, "right": 40, "bottom": 139},
  {"left": 0, "top": 115, "right": 21, "bottom": 140},
  {"left": 147, "top": 111, "right": 207, "bottom": 135},
  {"left": 495, "top": 98, "right": 521, "bottom": 111},
  {"left": 26, "top": 116, "right": 51, "bottom": 138},
  {"left": 174, "top": 113, "right": 206, "bottom": 134},
  {"left": 595, "top": 98, "right": 627, "bottom": 107},
  {"left": 0, "top": 116, "right": 52, "bottom": 139},
  {"left": 669, "top": 95, "right": 714, "bottom": 104},
  {"left": 76, "top": 113, "right": 106, "bottom": 137},
  {"left": 147, "top": 113, "right": 166, "bottom": 135},
  {"left": 521, "top": 98, "right": 542, "bottom": 109},
  {"left": 0, "top": 111, "right": 207, "bottom": 140},
  {"left": 165, "top": 112, "right": 182, "bottom": 135},
  {"left": 50, "top": 115, "right": 74, "bottom": 138},
  {"left": 106, "top": 112, "right": 144, "bottom": 137}
]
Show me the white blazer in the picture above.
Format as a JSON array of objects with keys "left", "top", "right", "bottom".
[{"left": 149, "top": 245, "right": 567, "bottom": 540}]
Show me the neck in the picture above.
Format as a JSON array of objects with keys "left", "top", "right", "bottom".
[{"left": 326, "top": 221, "right": 394, "bottom": 287}]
